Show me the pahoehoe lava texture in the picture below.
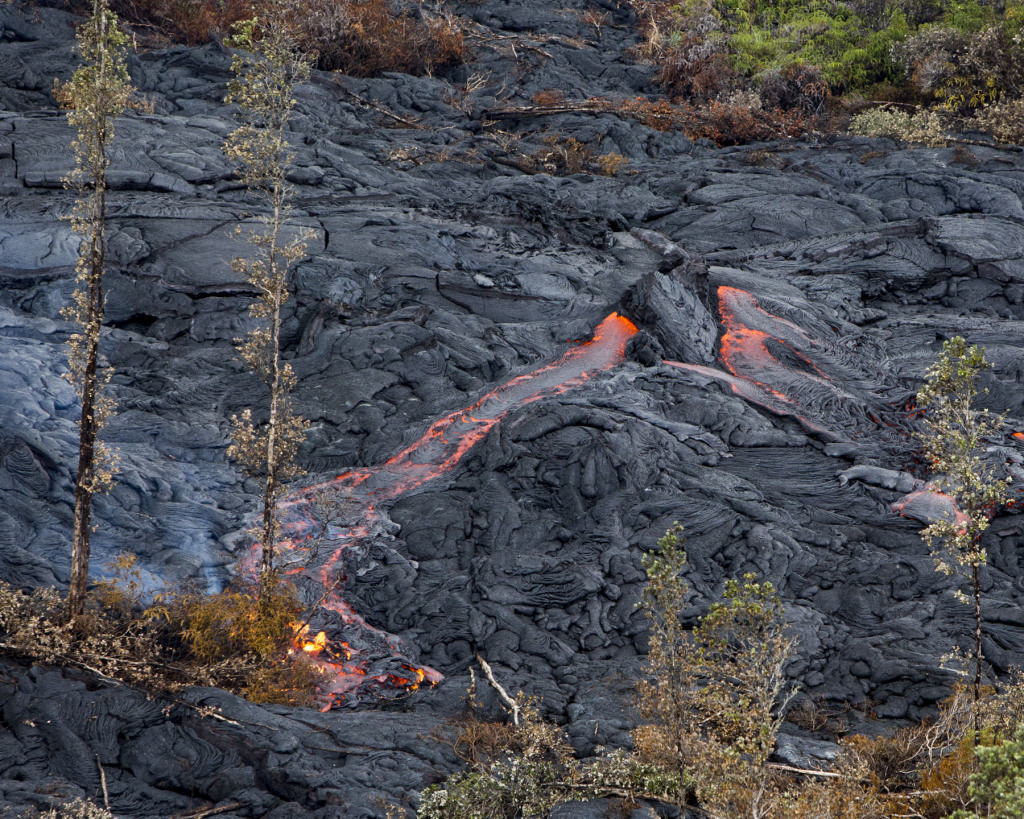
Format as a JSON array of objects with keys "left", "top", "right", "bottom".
[{"left": 3, "top": 1, "right": 1024, "bottom": 816}]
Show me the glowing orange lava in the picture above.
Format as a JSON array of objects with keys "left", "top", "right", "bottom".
[
  {"left": 666, "top": 287, "right": 840, "bottom": 438},
  {"left": 261, "top": 313, "right": 638, "bottom": 709},
  {"left": 891, "top": 487, "right": 972, "bottom": 529}
]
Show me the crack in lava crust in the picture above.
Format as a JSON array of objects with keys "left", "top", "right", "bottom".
[{"left": 253, "top": 313, "right": 638, "bottom": 710}]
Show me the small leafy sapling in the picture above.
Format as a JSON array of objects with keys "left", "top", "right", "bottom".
[
  {"left": 634, "top": 523, "right": 796, "bottom": 819},
  {"left": 917, "top": 337, "right": 1009, "bottom": 721}
]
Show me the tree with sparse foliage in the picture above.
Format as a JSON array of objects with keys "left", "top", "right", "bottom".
[
  {"left": 223, "top": 0, "right": 313, "bottom": 598},
  {"left": 634, "top": 523, "right": 796, "bottom": 819},
  {"left": 54, "top": 0, "right": 133, "bottom": 623},
  {"left": 917, "top": 337, "right": 1009, "bottom": 717}
]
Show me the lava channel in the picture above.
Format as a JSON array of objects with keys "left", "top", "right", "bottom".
[
  {"left": 259, "top": 313, "right": 638, "bottom": 709},
  {"left": 668, "top": 286, "right": 892, "bottom": 441}
]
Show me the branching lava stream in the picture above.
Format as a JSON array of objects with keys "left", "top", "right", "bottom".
[{"left": 254, "top": 313, "right": 638, "bottom": 709}]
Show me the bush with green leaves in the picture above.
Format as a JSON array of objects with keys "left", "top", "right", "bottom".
[
  {"left": 949, "top": 724, "right": 1024, "bottom": 819},
  {"left": 849, "top": 104, "right": 951, "bottom": 144},
  {"left": 629, "top": 0, "right": 909, "bottom": 98},
  {"left": 894, "top": 23, "right": 1024, "bottom": 114}
]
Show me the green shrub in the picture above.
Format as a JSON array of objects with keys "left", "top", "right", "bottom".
[
  {"left": 634, "top": 524, "right": 796, "bottom": 817},
  {"left": 849, "top": 105, "right": 951, "bottom": 144},
  {"left": 953, "top": 725, "right": 1024, "bottom": 818},
  {"left": 629, "top": 0, "right": 908, "bottom": 98}
]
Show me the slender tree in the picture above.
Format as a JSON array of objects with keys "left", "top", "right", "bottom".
[
  {"left": 223, "top": 0, "right": 312, "bottom": 599},
  {"left": 55, "top": 0, "right": 133, "bottom": 622},
  {"left": 918, "top": 337, "right": 1009, "bottom": 719}
]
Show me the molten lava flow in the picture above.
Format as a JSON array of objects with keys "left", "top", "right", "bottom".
[
  {"left": 891, "top": 486, "right": 972, "bottom": 529},
  {"left": 668, "top": 286, "right": 903, "bottom": 442},
  {"left": 666, "top": 287, "right": 838, "bottom": 437},
  {"left": 716, "top": 286, "right": 826, "bottom": 394},
  {"left": 262, "top": 314, "right": 638, "bottom": 710}
]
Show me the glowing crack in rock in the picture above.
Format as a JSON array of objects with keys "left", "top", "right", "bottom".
[
  {"left": 256, "top": 313, "right": 638, "bottom": 709},
  {"left": 891, "top": 484, "right": 972, "bottom": 528},
  {"left": 668, "top": 286, "right": 904, "bottom": 442},
  {"left": 670, "top": 287, "right": 1017, "bottom": 529}
]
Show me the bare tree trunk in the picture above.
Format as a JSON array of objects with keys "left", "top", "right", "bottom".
[
  {"left": 68, "top": 182, "right": 106, "bottom": 622},
  {"left": 69, "top": 368, "right": 97, "bottom": 619},
  {"left": 973, "top": 561, "right": 983, "bottom": 738},
  {"left": 260, "top": 329, "right": 280, "bottom": 592},
  {"left": 259, "top": 210, "right": 284, "bottom": 596}
]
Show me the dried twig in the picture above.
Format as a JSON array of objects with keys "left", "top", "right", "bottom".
[
  {"left": 96, "top": 755, "right": 109, "bottom": 810},
  {"left": 475, "top": 654, "right": 520, "bottom": 726},
  {"left": 767, "top": 762, "right": 842, "bottom": 778},
  {"left": 326, "top": 76, "right": 425, "bottom": 129},
  {"left": 483, "top": 101, "right": 608, "bottom": 121},
  {"left": 171, "top": 802, "right": 244, "bottom": 819}
]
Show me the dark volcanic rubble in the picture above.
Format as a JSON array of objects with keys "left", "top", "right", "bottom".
[{"left": 3, "top": 1, "right": 1024, "bottom": 816}]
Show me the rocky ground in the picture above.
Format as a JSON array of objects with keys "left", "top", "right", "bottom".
[{"left": 2, "top": 1, "right": 1024, "bottom": 816}]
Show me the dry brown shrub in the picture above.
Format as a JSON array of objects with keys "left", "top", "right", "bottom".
[
  {"left": 778, "top": 764, "right": 887, "bottom": 819},
  {"left": 683, "top": 99, "right": 812, "bottom": 145},
  {"left": 577, "top": 7, "right": 611, "bottom": 40},
  {"left": 525, "top": 134, "right": 594, "bottom": 175},
  {"left": 71, "top": 0, "right": 467, "bottom": 77},
  {"left": 601, "top": 95, "right": 813, "bottom": 145},
  {"left": 786, "top": 697, "right": 851, "bottom": 734},
  {"left": 435, "top": 712, "right": 518, "bottom": 769},
  {"left": 597, "top": 152, "right": 629, "bottom": 176},
  {"left": 843, "top": 728, "right": 928, "bottom": 791},
  {"left": 88, "top": 0, "right": 251, "bottom": 45},
  {"left": 859, "top": 149, "right": 888, "bottom": 163},
  {"left": 626, "top": 0, "right": 733, "bottom": 99},
  {"left": 951, "top": 145, "right": 981, "bottom": 165},
  {"left": 304, "top": 0, "right": 466, "bottom": 77},
  {"left": 615, "top": 97, "right": 683, "bottom": 131},
  {"left": 917, "top": 734, "right": 976, "bottom": 818},
  {"left": 531, "top": 88, "right": 566, "bottom": 106}
]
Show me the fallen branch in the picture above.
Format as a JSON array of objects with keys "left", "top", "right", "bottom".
[
  {"left": 96, "top": 756, "right": 109, "bottom": 810},
  {"left": 171, "top": 802, "right": 244, "bottom": 819},
  {"left": 476, "top": 654, "right": 520, "bottom": 726},
  {"left": 767, "top": 761, "right": 841, "bottom": 778},
  {"left": 325, "top": 76, "right": 425, "bottom": 130},
  {"left": 483, "top": 101, "right": 608, "bottom": 121}
]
